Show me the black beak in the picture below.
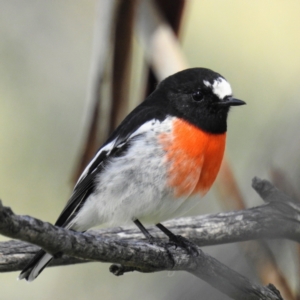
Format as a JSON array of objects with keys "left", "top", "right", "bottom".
[{"left": 217, "top": 97, "right": 246, "bottom": 107}]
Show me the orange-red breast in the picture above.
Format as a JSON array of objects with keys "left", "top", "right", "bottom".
[{"left": 19, "top": 68, "right": 245, "bottom": 281}]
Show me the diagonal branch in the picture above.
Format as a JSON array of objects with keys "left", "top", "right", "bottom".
[
  {"left": 2, "top": 177, "right": 300, "bottom": 269},
  {"left": 0, "top": 177, "right": 296, "bottom": 299},
  {"left": 0, "top": 204, "right": 282, "bottom": 299},
  {"left": 1, "top": 192, "right": 300, "bottom": 273}
]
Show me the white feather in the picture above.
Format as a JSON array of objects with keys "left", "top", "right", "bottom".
[
  {"left": 68, "top": 117, "right": 204, "bottom": 231},
  {"left": 75, "top": 140, "right": 116, "bottom": 185},
  {"left": 18, "top": 253, "right": 53, "bottom": 282},
  {"left": 204, "top": 77, "right": 232, "bottom": 99}
]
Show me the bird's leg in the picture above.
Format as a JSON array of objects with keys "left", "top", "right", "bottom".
[
  {"left": 133, "top": 219, "right": 176, "bottom": 266},
  {"left": 156, "top": 223, "right": 198, "bottom": 256},
  {"left": 134, "top": 220, "right": 198, "bottom": 256},
  {"left": 133, "top": 219, "right": 155, "bottom": 243}
]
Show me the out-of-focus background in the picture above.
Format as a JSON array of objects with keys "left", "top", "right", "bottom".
[{"left": 1, "top": 1, "right": 300, "bottom": 299}]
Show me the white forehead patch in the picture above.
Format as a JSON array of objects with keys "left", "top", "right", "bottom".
[{"left": 203, "top": 77, "right": 232, "bottom": 99}]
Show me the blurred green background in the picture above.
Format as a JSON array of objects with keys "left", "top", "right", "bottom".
[{"left": 1, "top": 1, "right": 300, "bottom": 299}]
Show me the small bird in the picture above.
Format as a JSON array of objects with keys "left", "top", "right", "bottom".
[{"left": 19, "top": 68, "right": 245, "bottom": 281}]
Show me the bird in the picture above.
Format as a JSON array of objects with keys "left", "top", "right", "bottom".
[{"left": 19, "top": 67, "right": 245, "bottom": 281}]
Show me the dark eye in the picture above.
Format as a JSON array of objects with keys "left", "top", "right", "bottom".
[{"left": 192, "top": 90, "right": 204, "bottom": 102}]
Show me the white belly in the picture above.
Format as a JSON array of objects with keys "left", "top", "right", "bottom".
[{"left": 70, "top": 118, "right": 202, "bottom": 231}]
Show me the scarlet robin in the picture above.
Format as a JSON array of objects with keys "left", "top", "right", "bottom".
[{"left": 19, "top": 68, "right": 245, "bottom": 281}]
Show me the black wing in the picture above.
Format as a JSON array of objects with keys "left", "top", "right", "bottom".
[{"left": 55, "top": 99, "right": 168, "bottom": 228}]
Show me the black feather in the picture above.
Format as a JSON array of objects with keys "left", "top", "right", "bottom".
[{"left": 55, "top": 102, "right": 169, "bottom": 228}]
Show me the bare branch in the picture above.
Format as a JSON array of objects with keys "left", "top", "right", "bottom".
[
  {"left": 1, "top": 187, "right": 299, "bottom": 273},
  {"left": 0, "top": 240, "right": 87, "bottom": 272},
  {"left": 1, "top": 178, "right": 300, "bottom": 262},
  {"left": 72, "top": 0, "right": 119, "bottom": 182},
  {"left": 216, "top": 166, "right": 295, "bottom": 300},
  {"left": 0, "top": 197, "right": 282, "bottom": 299},
  {"left": 0, "top": 177, "right": 295, "bottom": 299},
  {"left": 2, "top": 178, "right": 300, "bottom": 271}
]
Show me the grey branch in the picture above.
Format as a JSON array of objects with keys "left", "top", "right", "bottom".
[{"left": 0, "top": 177, "right": 293, "bottom": 299}]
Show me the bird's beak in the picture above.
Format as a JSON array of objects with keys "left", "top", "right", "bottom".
[{"left": 217, "top": 97, "right": 246, "bottom": 107}]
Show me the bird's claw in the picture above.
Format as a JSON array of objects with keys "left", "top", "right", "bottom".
[{"left": 167, "top": 235, "right": 199, "bottom": 256}]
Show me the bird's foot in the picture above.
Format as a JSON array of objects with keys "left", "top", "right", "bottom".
[{"left": 167, "top": 235, "right": 199, "bottom": 256}]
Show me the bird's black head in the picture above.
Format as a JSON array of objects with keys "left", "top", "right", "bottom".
[{"left": 155, "top": 68, "right": 246, "bottom": 134}]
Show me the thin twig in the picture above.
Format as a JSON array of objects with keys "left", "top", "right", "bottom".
[
  {"left": 0, "top": 178, "right": 298, "bottom": 299},
  {"left": 73, "top": 0, "right": 119, "bottom": 182},
  {"left": 0, "top": 185, "right": 284, "bottom": 300},
  {"left": 1, "top": 178, "right": 300, "bottom": 270},
  {"left": 216, "top": 164, "right": 295, "bottom": 300}
]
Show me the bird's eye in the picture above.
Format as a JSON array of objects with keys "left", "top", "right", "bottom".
[{"left": 192, "top": 90, "right": 204, "bottom": 102}]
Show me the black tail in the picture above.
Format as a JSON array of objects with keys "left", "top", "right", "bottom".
[{"left": 19, "top": 249, "right": 53, "bottom": 282}]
